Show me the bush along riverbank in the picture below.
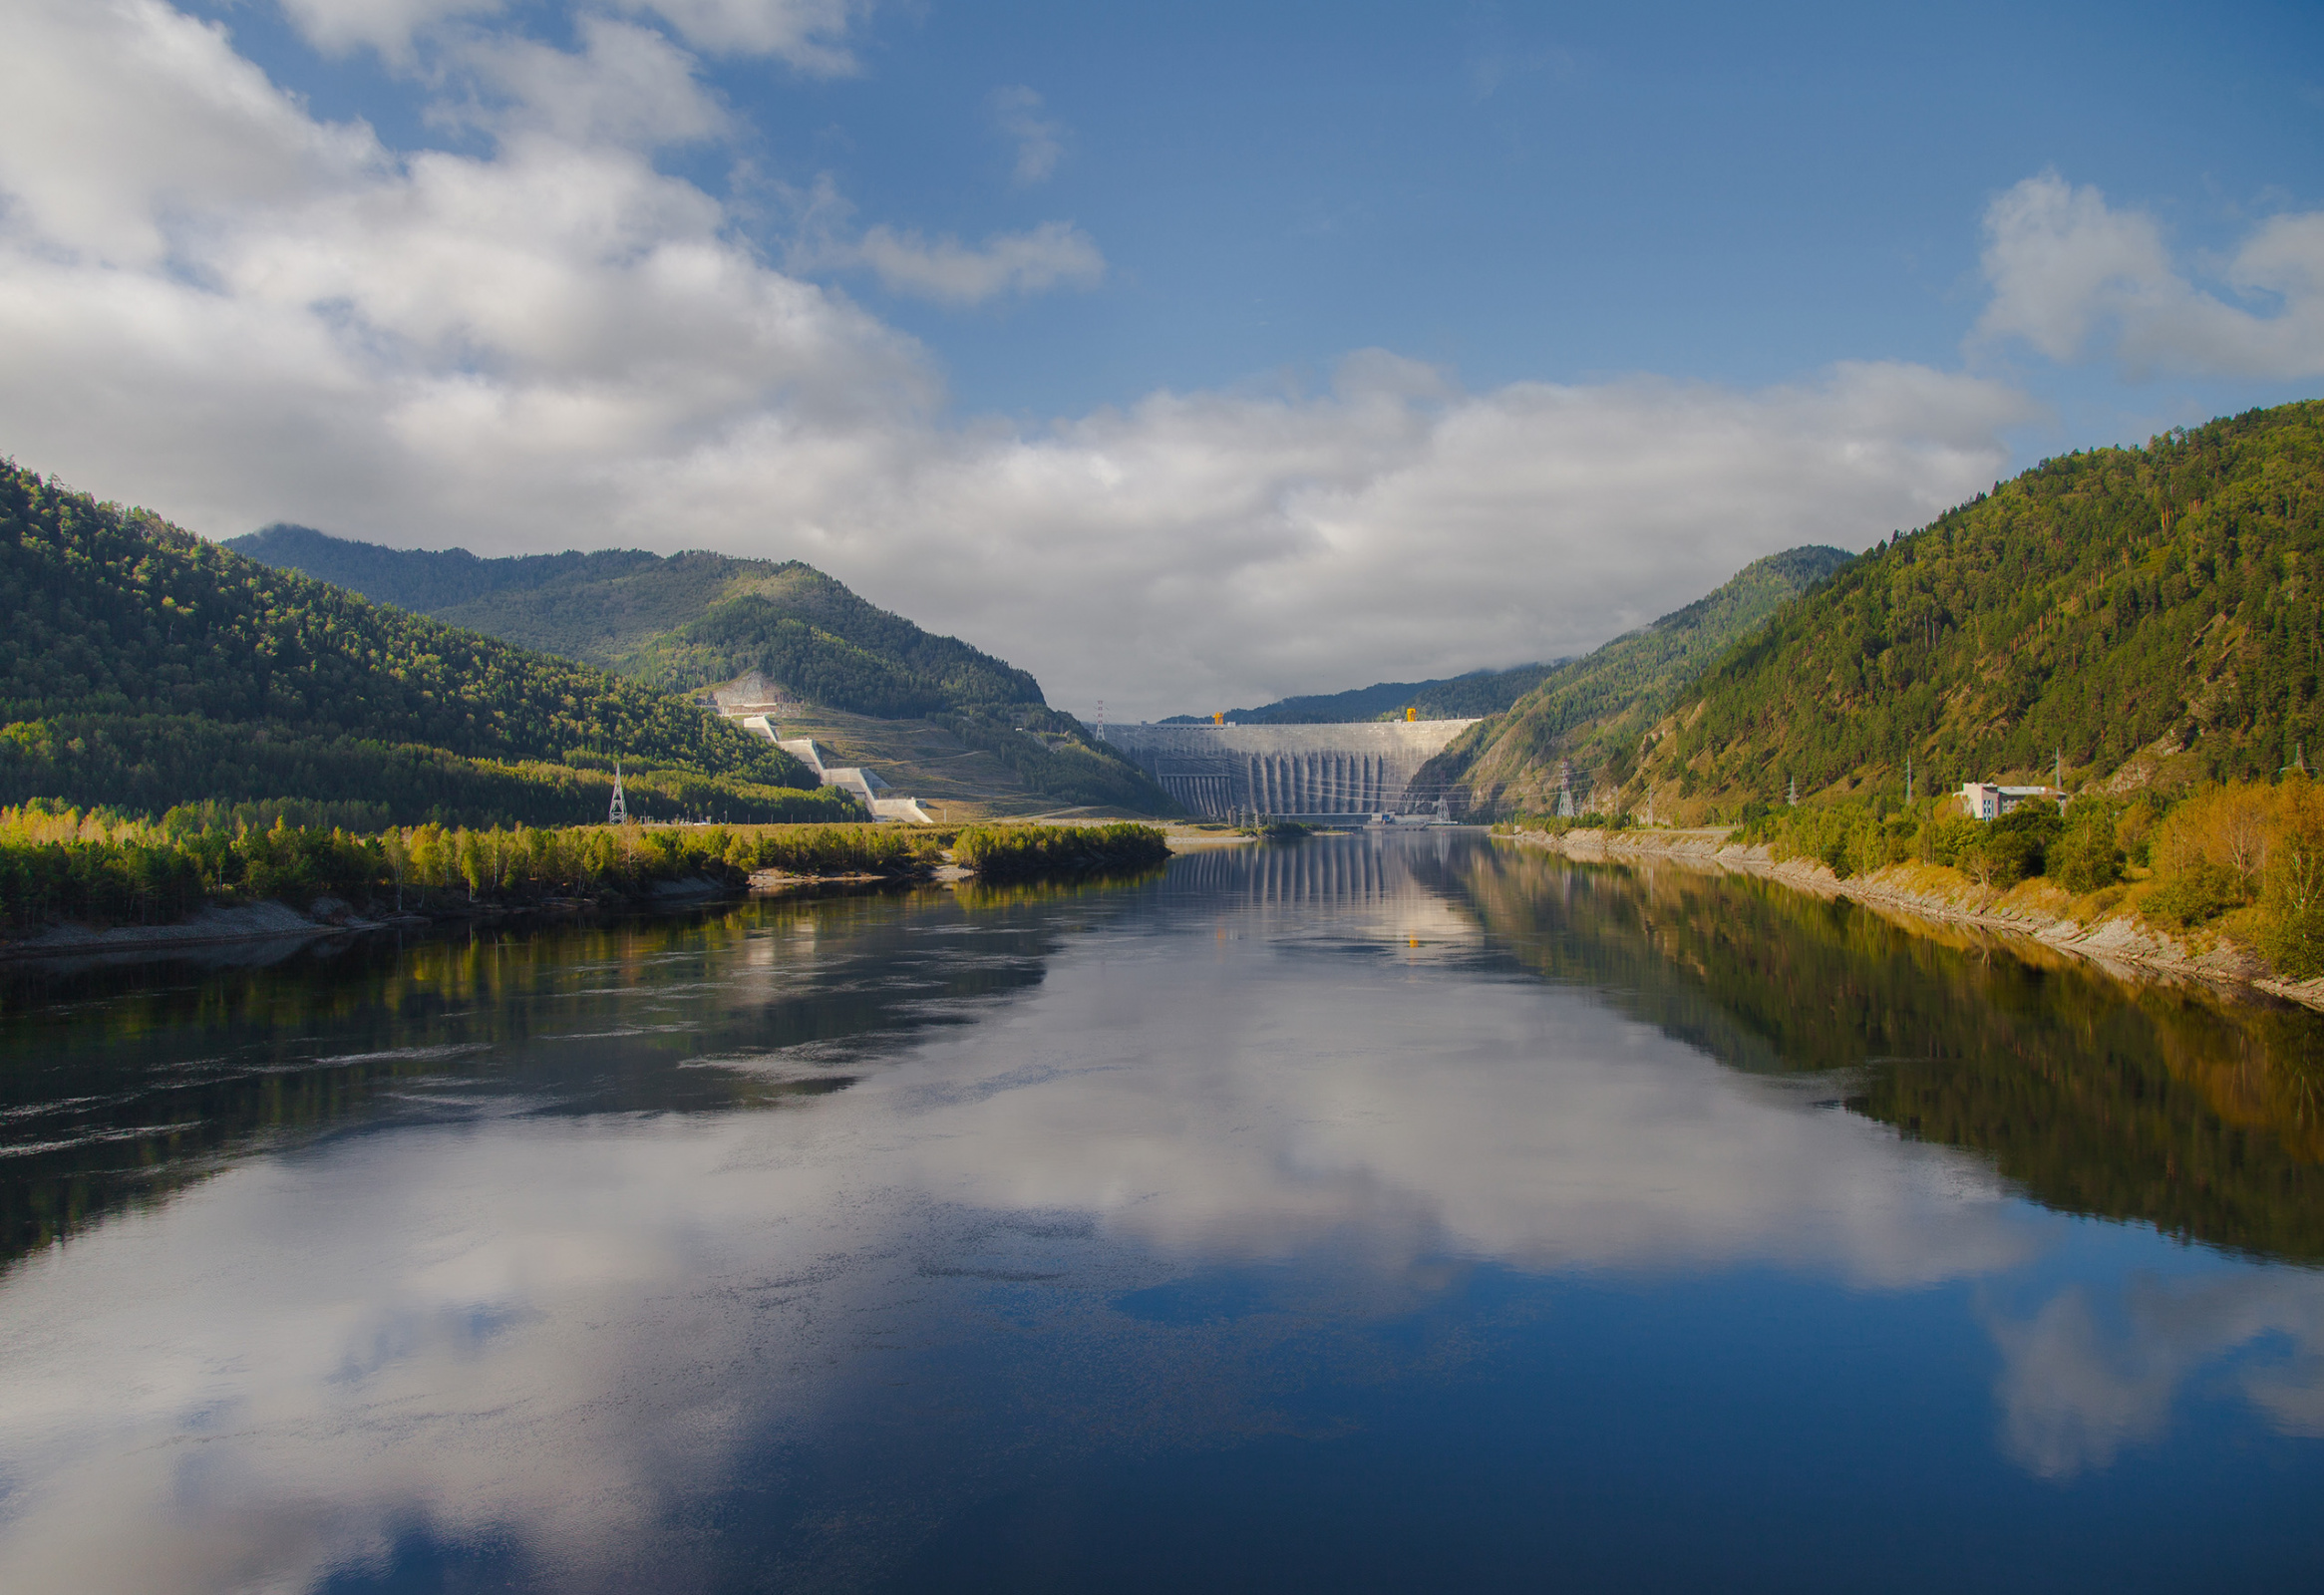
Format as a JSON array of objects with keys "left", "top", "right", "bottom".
[
  {"left": 0, "top": 805, "right": 1178, "bottom": 949},
  {"left": 1501, "top": 775, "right": 2324, "bottom": 1004},
  {"left": 0, "top": 805, "right": 940, "bottom": 940},
  {"left": 949, "top": 823, "right": 1171, "bottom": 881}
]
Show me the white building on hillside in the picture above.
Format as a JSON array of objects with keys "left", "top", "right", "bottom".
[{"left": 1958, "top": 782, "right": 2066, "bottom": 820}]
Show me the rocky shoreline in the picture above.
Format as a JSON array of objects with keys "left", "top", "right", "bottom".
[{"left": 1508, "top": 824, "right": 2324, "bottom": 1014}]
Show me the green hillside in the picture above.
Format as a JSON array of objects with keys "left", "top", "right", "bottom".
[
  {"left": 1619, "top": 400, "right": 2324, "bottom": 817},
  {"left": 1417, "top": 545, "right": 1853, "bottom": 813},
  {"left": 1162, "top": 661, "right": 1565, "bottom": 725},
  {"left": 228, "top": 525, "right": 1043, "bottom": 717},
  {"left": 0, "top": 463, "right": 856, "bottom": 826},
  {"left": 213, "top": 526, "right": 664, "bottom": 616},
  {"left": 228, "top": 524, "right": 1177, "bottom": 814}
]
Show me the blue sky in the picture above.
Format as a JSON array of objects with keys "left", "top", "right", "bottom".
[
  {"left": 858, "top": 0, "right": 2323, "bottom": 433},
  {"left": 3, "top": 0, "right": 2321, "bottom": 714},
  {"left": 216, "top": 0, "right": 2324, "bottom": 423}
]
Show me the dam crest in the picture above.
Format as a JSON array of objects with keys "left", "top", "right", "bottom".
[{"left": 1102, "top": 720, "right": 1477, "bottom": 819}]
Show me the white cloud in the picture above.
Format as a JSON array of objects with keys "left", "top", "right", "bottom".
[
  {"left": 275, "top": 0, "right": 505, "bottom": 61},
  {"left": 0, "top": 0, "right": 927, "bottom": 534},
  {"left": 0, "top": 0, "right": 383, "bottom": 264},
  {"left": 649, "top": 356, "right": 2027, "bottom": 720},
  {"left": 278, "top": 0, "right": 864, "bottom": 72},
  {"left": 990, "top": 84, "right": 1065, "bottom": 184},
  {"left": 607, "top": 0, "right": 865, "bottom": 71},
  {"left": 1976, "top": 169, "right": 2324, "bottom": 380},
  {"left": 0, "top": 0, "right": 2037, "bottom": 723},
  {"left": 454, "top": 16, "right": 730, "bottom": 150},
  {"left": 847, "top": 218, "right": 1106, "bottom": 303},
  {"left": 783, "top": 171, "right": 1107, "bottom": 304}
]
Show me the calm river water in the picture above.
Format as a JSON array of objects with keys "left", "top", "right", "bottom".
[{"left": 3, "top": 831, "right": 2323, "bottom": 1591}]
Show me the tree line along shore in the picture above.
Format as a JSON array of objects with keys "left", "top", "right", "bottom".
[
  {"left": 0, "top": 802, "right": 1172, "bottom": 937},
  {"left": 1506, "top": 772, "right": 2324, "bottom": 985},
  {"left": 1449, "top": 402, "right": 2324, "bottom": 992}
]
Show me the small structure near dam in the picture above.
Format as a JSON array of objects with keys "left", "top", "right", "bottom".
[
  {"left": 1102, "top": 720, "right": 1478, "bottom": 820},
  {"left": 737, "top": 719, "right": 932, "bottom": 823}
]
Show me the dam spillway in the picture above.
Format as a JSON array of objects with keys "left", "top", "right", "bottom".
[{"left": 1102, "top": 720, "right": 1478, "bottom": 818}]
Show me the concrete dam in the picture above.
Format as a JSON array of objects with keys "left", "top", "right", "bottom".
[{"left": 1102, "top": 720, "right": 1478, "bottom": 819}]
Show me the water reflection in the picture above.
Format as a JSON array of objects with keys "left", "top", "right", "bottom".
[
  {"left": 1984, "top": 1266, "right": 2324, "bottom": 1477},
  {"left": 0, "top": 836, "right": 2318, "bottom": 1591},
  {"left": 0, "top": 890, "right": 1066, "bottom": 1270},
  {"left": 1443, "top": 843, "right": 2324, "bottom": 1260}
]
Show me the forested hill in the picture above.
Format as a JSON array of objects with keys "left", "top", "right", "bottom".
[
  {"left": 229, "top": 526, "right": 1044, "bottom": 718},
  {"left": 1160, "top": 660, "right": 1565, "bottom": 725},
  {"left": 228, "top": 525, "right": 663, "bottom": 616},
  {"left": 0, "top": 462, "right": 843, "bottom": 825},
  {"left": 1617, "top": 400, "right": 2324, "bottom": 818},
  {"left": 1417, "top": 545, "right": 1853, "bottom": 813}
]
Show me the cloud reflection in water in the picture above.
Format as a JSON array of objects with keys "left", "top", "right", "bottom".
[{"left": 0, "top": 836, "right": 2318, "bottom": 1589}]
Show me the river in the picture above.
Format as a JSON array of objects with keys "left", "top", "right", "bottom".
[{"left": 1, "top": 830, "right": 2321, "bottom": 1591}]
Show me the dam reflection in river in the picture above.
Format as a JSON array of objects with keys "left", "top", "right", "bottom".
[{"left": 0, "top": 832, "right": 2320, "bottom": 1591}]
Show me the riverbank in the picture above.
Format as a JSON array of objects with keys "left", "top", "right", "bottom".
[
  {"left": 1509, "top": 824, "right": 2324, "bottom": 1012},
  {"left": 0, "top": 872, "right": 919, "bottom": 959},
  {"left": 0, "top": 884, "right": 724, "bottom": 960},
  {"left": 0, "top": 820, "right": 1186, "bottom": 961},
  {"left": 0, "top": 899, "right": 403, "bottom": 959}
]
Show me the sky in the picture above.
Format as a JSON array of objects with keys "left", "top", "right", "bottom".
[{"left": 1, "top": 1, "right": 2321, "bottom": 720}]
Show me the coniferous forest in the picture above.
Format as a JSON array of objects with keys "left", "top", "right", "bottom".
[
  {"left": 1163, "top": 660, "right": 1567, "bottom": 725},
  {"left": 0, "top": 461, "right": 856, "bottom": 827},
  {"left": 1468, "top": 400, "right": 2324, "bottom": 984},
  {"left": 1626, "top": 401, "right": 2324, "bottom": 808},
  {"left": 229, "top": 525, "right": 1046, "bottom": 719},
  {"left": 227, "top": 522, "right": 1176, "bottom": 811},
  {"left": 1421, "top": 545, "right": 1852, "bottom": 812}
]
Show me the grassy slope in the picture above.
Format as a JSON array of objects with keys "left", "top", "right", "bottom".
[
  {"left": 763, "top": 706, "right": 1073, "bottom": 821},
  {"left": 1620, "top": 400, "right": 2324, "bottom": 819},
  {"left": 1417, "top": 545, "right": 1853, "bottom": 813}
]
